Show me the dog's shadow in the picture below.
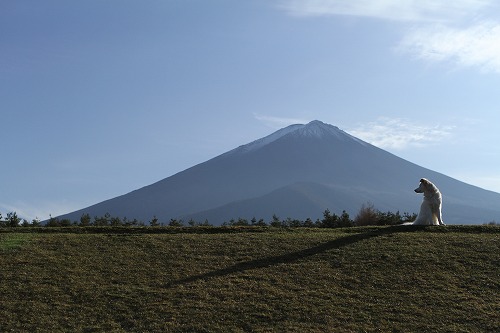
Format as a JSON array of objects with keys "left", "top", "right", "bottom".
[{"left": 166, "top": 225, "right": 423, "bottom": 288}]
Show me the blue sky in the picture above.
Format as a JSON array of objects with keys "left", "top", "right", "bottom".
[{"left": 2, "top": 0, "right": 500, "bottom": 221}]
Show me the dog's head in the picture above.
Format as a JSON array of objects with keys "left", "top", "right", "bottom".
[{"left": 414, "top": 178, "right": 430, "bottom": 193}]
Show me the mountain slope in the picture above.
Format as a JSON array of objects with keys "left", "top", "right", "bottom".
[{"left": 56, "top": 120, "right": 500, "bottom": 225}]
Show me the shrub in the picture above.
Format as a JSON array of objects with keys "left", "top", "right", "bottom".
[
  {"left": 354, "top": 203, "right": 378, "bottom": 226},
  {"left": 354, "top": 203, "right": 416, "bottom": 226}
]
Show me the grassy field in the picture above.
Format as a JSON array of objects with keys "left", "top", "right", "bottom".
[{"left": 0, "top": 226, "right": 498, "bottom": 332}]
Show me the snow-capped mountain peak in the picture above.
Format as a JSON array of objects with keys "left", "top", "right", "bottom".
[
  {"left": 228, "top": 120, "right": 367, "bottom": 155},
  {"left": 290, "top": 120, "right": 369, "bottom": 146},
  {"left": 294, "top": 120, "right": 343, "bottom": 138}
]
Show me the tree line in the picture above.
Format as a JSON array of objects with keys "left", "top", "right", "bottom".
[
  {"left": 0, "top": 203, "right": 418, "bottom": 228},
  {"left": 0, "top": 212, "right": 41, "bottom": 227}
]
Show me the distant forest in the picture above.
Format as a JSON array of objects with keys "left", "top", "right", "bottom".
[{"left": 0, "top": 203, "right": 423, "bottom": 228}]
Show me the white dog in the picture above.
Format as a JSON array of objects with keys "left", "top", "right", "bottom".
[{"left": 413, "top": 178, "right": 445, "bottom": 225}]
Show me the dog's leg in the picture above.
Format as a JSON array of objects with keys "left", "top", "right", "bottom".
[
  {"left": 435, "top": 204, "right": 445, "bottom": 225},
  {"left": 437, "top": 209, "right": 445, "bottom": 226}
]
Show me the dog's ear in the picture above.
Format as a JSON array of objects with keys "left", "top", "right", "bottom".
[{"left": 420, "top": 178, "right": 431, "bottom": 189}]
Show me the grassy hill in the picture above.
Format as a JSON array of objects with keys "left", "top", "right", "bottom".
[{"left": 1, "top": 226, "right": 499, "bottom": 332}]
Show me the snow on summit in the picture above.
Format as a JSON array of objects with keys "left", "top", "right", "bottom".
[
  {"left": 228, "top": 123, "right": 304, "bottom": 154},
  {"left": 294, "top": 120, "right": 344, "bottom": 138},
  {"left": 292, "top": 120, "right": 369, "bottom": 145},
  {"left": 230, "top": 120, "right": 366, "bottom": 155}
]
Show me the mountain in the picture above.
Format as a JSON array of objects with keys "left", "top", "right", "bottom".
[{"left": 56, "top": 120, "right": 500, "bottom": 225}]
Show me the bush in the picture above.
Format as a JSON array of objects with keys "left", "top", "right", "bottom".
[
  {"left": 354, "top": 203, "right": 378, "bottom": 226},
  {"left": 354, "top": 203, "right": 416, "bottom": 226}
]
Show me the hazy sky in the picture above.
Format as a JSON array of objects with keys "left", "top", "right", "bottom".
[{"left": 2, "top": 0, "right": 500, "bottom": 221}]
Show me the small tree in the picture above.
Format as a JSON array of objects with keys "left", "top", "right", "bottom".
[
  {"left": 150, "top": 216, "right": 160, "bottom": 227},
  {"left": 270, "top": 214, "right": 282, "bottom": 227},
  {"left": 321, "top": 209, "right": 339, "bottom": 228},
  {"left": 31, "top": 218, "right": 41, "bottom": 227},
  {"left": 7, "top": 212, "right": 21, "bottom": 227},
  {"left": 80, "top": 213, "right": 91, "bottom": 226},
  {"left": 47, "top": 215, "right": 60, "bottom": 227},
  {"left": 303, "top": 217, "right": 315, "bottom": 227},
  {"left": 338, "top": 210, "right": 353, "bottom": 227}
]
